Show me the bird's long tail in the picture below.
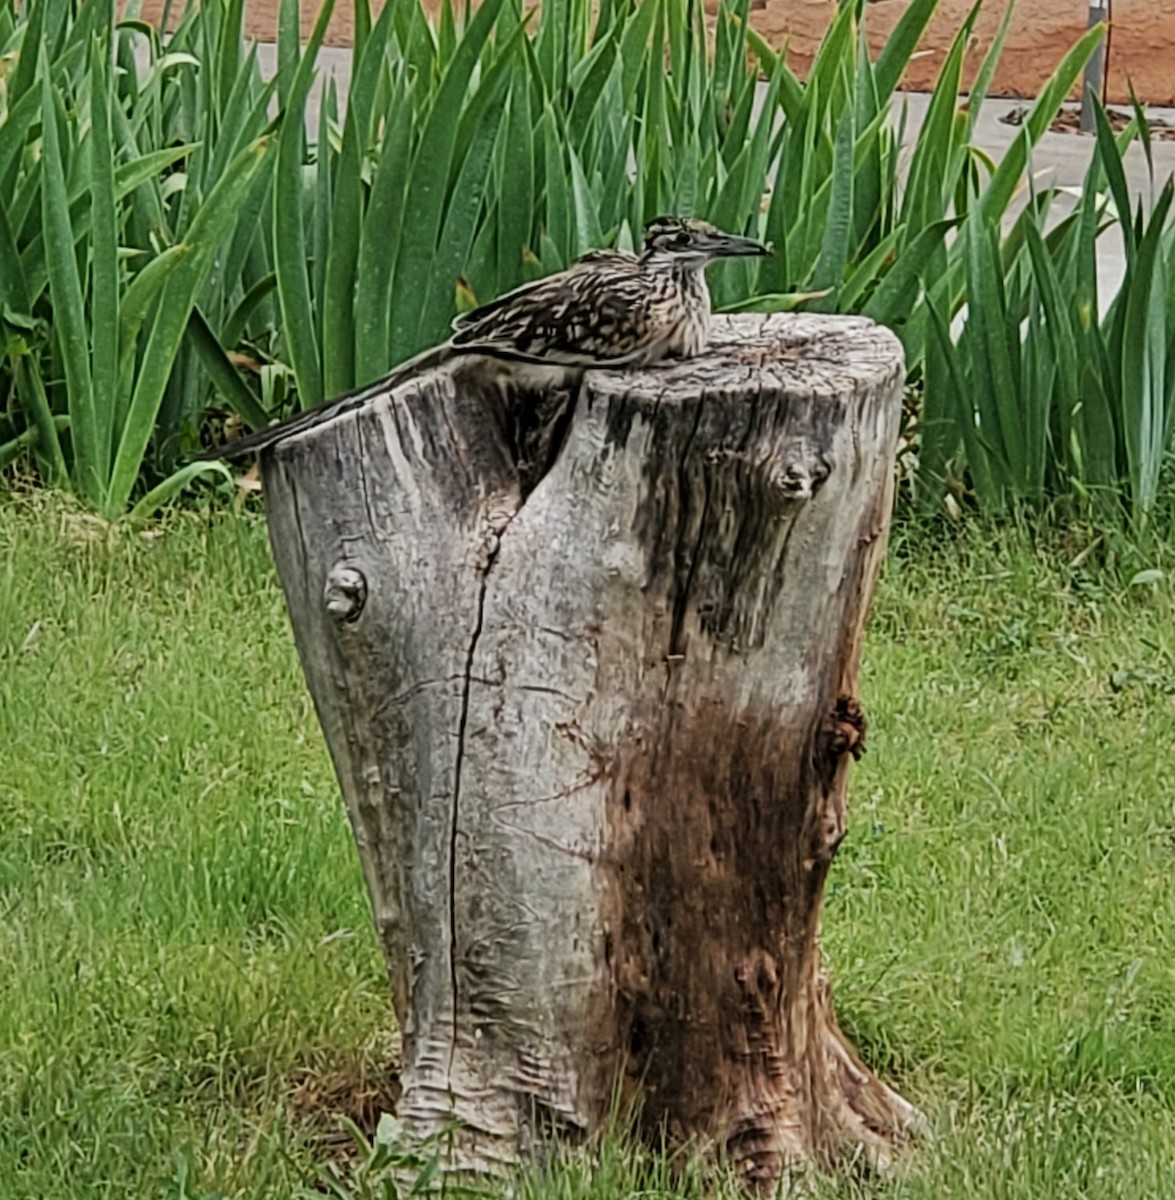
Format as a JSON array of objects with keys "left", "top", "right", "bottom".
[{"left": 196, "top": 344, "right": 453, "bottom": 462}]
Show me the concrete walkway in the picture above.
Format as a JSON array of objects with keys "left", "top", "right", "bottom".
[{"left": 900, "top": 92, "right": 1175, "bottom": 305}]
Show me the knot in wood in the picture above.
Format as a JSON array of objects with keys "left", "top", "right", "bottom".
[
  {"left": 825, "top": 695, "right": 867, "bottom": 762},
  {"left": 772, "top": 454, "right": 831, "bottom": 502},
  {"left": 323, "top": 564, "right": 368, "bottom": 624},
  {"left": 734, "top": 950, "right": 780, "bottom": 1005}
]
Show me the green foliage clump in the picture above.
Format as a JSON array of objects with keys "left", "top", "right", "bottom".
[
  {"left": 3, "top": 0, "right": 1173, "bottom": 528},
  {"left": 0, "top": 0, "right": 279, "bottom": 517},
  {"left": 921, "top": 100, "right": 1175, "bottom": 528}
]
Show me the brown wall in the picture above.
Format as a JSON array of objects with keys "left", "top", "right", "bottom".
[
  {"left": 134, "top": 1, "right": 1175, "bottom": 107},
  {"left": 757, "top": 1, "right": 1173, "bottom": 107}
]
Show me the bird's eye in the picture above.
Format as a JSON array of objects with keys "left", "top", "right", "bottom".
[{"left": 673, "top": 231, "right": 691, "bottom": 247}]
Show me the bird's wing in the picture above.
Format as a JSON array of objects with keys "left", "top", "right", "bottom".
[
  {"left": 449, "top": 253, "right": 649, "bottom": 367},
  {"left": 450, "top": 249, "right": 637, "bottom": 334}
]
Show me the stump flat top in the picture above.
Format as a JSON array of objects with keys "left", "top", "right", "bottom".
[{"left": 586, "top": 313, "right": 904, "bottom": 402}]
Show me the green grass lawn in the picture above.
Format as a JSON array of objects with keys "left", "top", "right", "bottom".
[{"left": 2, "top": 494, "right": 1174, "bottom": 1198}]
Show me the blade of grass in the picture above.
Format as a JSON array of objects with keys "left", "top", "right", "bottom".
[
  {"left": 184, "top": 307, "right": 270, "bottom": 429},
  {"left": 354, "top": 70, "right": 413, "bottom": 383},
  {"left": 1120, "top": 180, "right": 1174, "bottom": 516},
  {"left": 126, "top": 459, "right": 232, "bottom": 524},
  {"left": 1023, "top": 221, "right": 1079, "bottom": 416},
  {"left": 390, "top": 0, "right": 509, "bottom": 360},
  {"left": 20, "top": 144, "right": 196, "bottom": 304},
  {"left": 966, "top": 0, "right": 1015, "bottom": 136},
  {"left": 567, "top": 35, "right": 619, "bottom": 150},
  {"left": 109, "top": 136, "right": 272, "bottom": 512},
  {"left": 492, "top": 70, "right": 533, "bottom": 298},
  {"left": 273, "top": 0, "right": 336, "bottom": 409},
  {"left": 0, "top": 414, "right": 70, "bottom": 470},
  {"left": 619, "top": 0, "right": 658, "bottom": 103},
  {"left": 418, "top": 90, "right": 505, "bottom": 345},
  {"left": 720, "top": 288, "right": 831, "bottom": 313},
  {"left": 977, "top": 20, "right": 1105, "bottom": 227},
  {"left": 540, "top": 106, "right": 571, "bottom": 264},
  {"left": 924, "top": 292, "right": 1002, "bottom": 508},
  {"left": 0, "top": 88, "right": 43, "bottom": 195},
  {"left": 323, "top": 2, "right": 394, "bottom": 397},
  {"left": 810, "top": 102, "right": 856, "bottom": 305},
  {"left": 39, "top": 61, "right": 100, "bottom": 504},
  {"left": 353, "top": 0, "right": 372, "bottom": 63},
  {"left": 276, "top": 0, "right": 299, "bottom": 108},
  {"left": 116, "top": 245, "right": 189, "bottom": 408},
  {"left": 10, "top": 356, "right": 68, "bottom": 485},
  {"left": 899, "top": 6, "right": 975, "bottom": 238},
  {"left": 838, "top": 226, "right": 901, "bottom": 312},
  {"left": 965, "top": 214, "right": 1023, "bottom": 489},
  {"left": 222, "top": 272, "right": 278, "bottom": 349},
  {"left": 90, "top": 33, "right": 118, "bottom": 482},
  {"left": 569, "top": 145, "right": 604, "bottom": 255},
  {"left": 862, "top": 218, "right": 958, "bottom": 326},
  {"left": 0, "top": 197, "right": 31, "bottom": 317},
  {"left": 311, "top": 79, "right": 336, "bottom": 358},
  {"left": 1091, "top": 96, "right": 1136, "bottom": 255},
  {"left": 872, "top": 0, "right": 939, "bottom": 100},
  {"left": 6, "top": 0, "right": 45, "bottom": 104},
  {"left": 1127, "top": 81, "right": 1155, "bottom": 184}
]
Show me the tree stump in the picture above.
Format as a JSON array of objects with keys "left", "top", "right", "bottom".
[{"left": 260, "top": 313, "right": 920, "bottom": 1186}]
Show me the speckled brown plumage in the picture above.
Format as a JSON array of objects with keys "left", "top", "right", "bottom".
[{"left": 208, "top": 216, "right": 768, "bottom": 460}]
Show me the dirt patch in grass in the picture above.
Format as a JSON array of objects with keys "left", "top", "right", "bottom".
[{"left": 290, "top": 1051, "right": 403, "bottom": 1168}]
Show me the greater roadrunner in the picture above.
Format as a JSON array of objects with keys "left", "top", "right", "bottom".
[{"left": 207, "top": 216, "right": 768, "bottom": 460}]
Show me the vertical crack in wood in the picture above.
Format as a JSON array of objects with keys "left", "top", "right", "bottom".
[
  {"left": 668, "top": 397, "right": 709, "bottom": 660},
  {"left": 448, "top": 533, "right": 499, "bottom": 1081}
]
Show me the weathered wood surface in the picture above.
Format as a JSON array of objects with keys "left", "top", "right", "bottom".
[{"left": 260, "top": 313, "right": 919, "bottom": 1185}]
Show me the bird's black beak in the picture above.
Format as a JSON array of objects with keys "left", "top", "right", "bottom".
[{"left": 703, "top": 232, "right": 772, "bottom": 258}]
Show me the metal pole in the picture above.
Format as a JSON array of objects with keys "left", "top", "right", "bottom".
[{"left": 1080, "top": 2, "right": 1109, "bottom": 133}]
